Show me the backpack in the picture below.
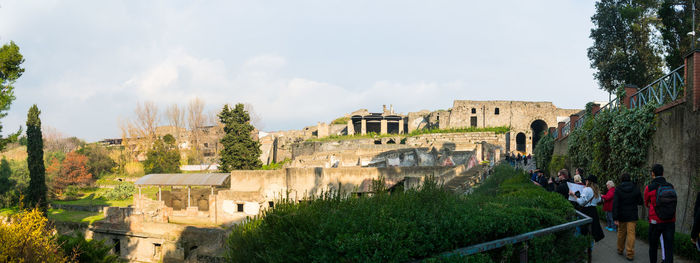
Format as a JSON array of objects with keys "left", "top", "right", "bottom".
[{"left": 655, "top": 183, "right": 678, "bottom": 221}]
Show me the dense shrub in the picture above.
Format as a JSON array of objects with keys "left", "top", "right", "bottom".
[
  {"left": 103, "top": 183, "right": 135, "bottom": 200},
  {"left": 567, "top": 102, "right": 656, "bottom": 187},
  {"left": 77, "top": 144, "right": 117, "bottom": 178},
  {"left": 58, "top": 232, "right": 119, "bottom": 263},
  {"left": 0, "top": 208, "right": 68, "bottom": 262},
  {"left": 226, "top": 165, "right": 587, "bottom": 262}
]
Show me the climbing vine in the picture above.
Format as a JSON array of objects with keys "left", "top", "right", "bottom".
[
  {"left": 567, "top": 102, "right": 656, "bottom": 185},
  {"left": 533, "top": 131, "right": 554, "bottom": 175}
]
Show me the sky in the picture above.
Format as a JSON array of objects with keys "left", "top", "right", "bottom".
[{"left": 0, "top": 0, "right": 609, "bottom": 142}]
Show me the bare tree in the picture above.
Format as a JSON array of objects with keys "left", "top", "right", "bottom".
[
  {"left": 187, "top": 98, "right": 206, "bottom": 163},
  {"left": 244, "top": 103, "right": 264, "bottom": 130},
  {"left": 165, "top": 103, "right": 185, "bottom": 142},
  {"left": 134, "top": 101, "right": 160, "bottom": 142}
]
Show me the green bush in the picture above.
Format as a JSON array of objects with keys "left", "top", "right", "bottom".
[
  {"left": 226, "top": 164, "right": 587, "bottom": 262},
  {"left": 58, "top": 232, "right": 119, "bottom": 263},
  {"left": 102, "top": 183, "right": 135, "bottom": 200}
]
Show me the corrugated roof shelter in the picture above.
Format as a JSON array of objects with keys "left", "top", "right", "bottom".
[{"left": 135, "top": 173, "right": 230, "bottom": 186}]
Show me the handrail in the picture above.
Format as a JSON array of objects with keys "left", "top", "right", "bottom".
[
  {"left": 630, "top": 65, "right": 685, "bottom": 109},
  {"left": 414, "top": 210, "right": 593, "bottom": 262},
  {"left": 562, "top": 121, "right": 571, "bottom": 137}
]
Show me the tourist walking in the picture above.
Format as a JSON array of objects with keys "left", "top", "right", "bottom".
[
  {"left": 602, "top": 180, "right": 616, "bottom": 231},
  {"left": 569, "top": 175, "right": 605, "bottom": 242},
  {"left": 613, "top": 173, "right": 643, "bottom": 261},
  {"left": 644, "top": 164, "right": 677, "bottom": 263}
]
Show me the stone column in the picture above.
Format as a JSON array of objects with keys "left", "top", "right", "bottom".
[
  {"left": 361, "top": 118, "right": 367, "bottom": 135},
  {"left": 158, "top": 186, "right": 162, "bottom": 201},
  {"left": 380, "top": 119, "right": 388, "bottom": 135},
  {"left": 398, "top": 119, "right": 404, "bottom": 134},
  {"left": 347, "top": 119, "right": 355, "bottom": 135},
  {"left": 686, "top": 50, "right": 700, "bottom": 111},
  {"left": 557, "top": 122, "right": 565, "bottom": 139},
  {"left": 569, "top": 114, "right": 579, "bottom": 131},
  {"left": 187, "top": 186, "right": 191, "bottom": 207}
]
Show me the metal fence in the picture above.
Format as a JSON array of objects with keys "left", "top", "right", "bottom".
[
  {"left": 561, "top": 121, "right": 571, "bottom": 137},
  {"left": 414, "top": 210, "right": 593, "bottom": 263},
  {"left": 630, "top": 65, "right": 685, "bottom": 109}
]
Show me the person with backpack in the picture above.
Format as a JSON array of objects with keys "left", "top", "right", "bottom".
[
  {"left": 644, "top": 164, "right": 677, "bottom": 263},
  {"left": 613, "top": 173, "right": 643, "bottom": 261}
]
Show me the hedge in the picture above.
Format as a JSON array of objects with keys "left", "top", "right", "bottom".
[{"left": 226, "top": 165, "right": 587, "bottom": 262}]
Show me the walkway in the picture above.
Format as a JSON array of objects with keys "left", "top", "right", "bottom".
[{"left": 592, "top": 225, "right": 692, "bottom": 262}]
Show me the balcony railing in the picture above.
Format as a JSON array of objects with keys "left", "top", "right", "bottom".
[{"left": 631, "top": 65, "right": 685, "bottom": 108}]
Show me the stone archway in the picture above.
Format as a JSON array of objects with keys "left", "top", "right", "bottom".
[
  {"left": 516, "top": 132, "right": 526, "bottom": 153},
  {"left": 530, "top": 120, "right": 548, "bottom": 153}
]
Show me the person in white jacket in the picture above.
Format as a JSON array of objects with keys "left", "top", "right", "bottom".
[{"left": 570, "top": 175, "right": 605, "bottom": 242}]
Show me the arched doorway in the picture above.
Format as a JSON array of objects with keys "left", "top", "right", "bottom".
[
  {"left": 530, "top": 120, "right": 548, "bottom": 152},
  {"left": 516, "top": 132, "right": 526, "bottom": 153}
]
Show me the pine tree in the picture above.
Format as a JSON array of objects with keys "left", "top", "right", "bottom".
[
  {"left": 26, "top": 104, "right": 47, "bottom": 211},
  {"left": 218, "top": 103, "right": 261, "bottom": 172},
  {"left": 0, "top": 158, "right": 12, "bottom": 195}
]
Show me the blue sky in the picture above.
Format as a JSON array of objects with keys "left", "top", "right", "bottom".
[{"left": 0, "top": 0, "right": 609, "bottom": 142}]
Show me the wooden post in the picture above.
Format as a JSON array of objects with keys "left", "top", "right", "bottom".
[{"left": 187, "top": 186, "right": 191, "bottom": 207}]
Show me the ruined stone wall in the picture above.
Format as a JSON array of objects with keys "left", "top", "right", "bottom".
[{"left": 645, "top": 102, "right": 700, "bottom": 234}]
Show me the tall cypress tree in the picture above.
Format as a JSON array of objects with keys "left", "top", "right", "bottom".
[
  {"left": 26, "top": 104, "right": 47, "bottom": 211},
  {"left": 218, "top": 103, "right": 262, "bottom": 172}
]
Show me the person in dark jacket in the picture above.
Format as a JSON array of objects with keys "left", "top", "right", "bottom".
[
  {"left": 554, "top": 169, "right": 570, "bottom": 200},
  {"left": 613, "top": 173, "right": 643, "bottom": 261},
  {"left": 691, "top": 192, "right": 700, "bottom": 246}
]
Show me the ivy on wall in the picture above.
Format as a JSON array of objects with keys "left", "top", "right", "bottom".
[
  {"left": 566, "top": 102, "right": 656, "bottom": 185},
  {"left": 533, "top": 131, "right": 554, "bottom": 175}
]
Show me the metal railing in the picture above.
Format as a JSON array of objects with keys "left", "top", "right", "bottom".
[
  {"left": 415, "top": 210, "right": 593, "bottom": 263},
  {"left": 631, "top": 65, "right": 685, "bottom": 109},
  {"left": 561, "top": 121, "right": 571, "bottom": 137}
]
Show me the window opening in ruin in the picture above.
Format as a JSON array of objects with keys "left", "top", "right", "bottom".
[
  {"left": 387, "top": 139, "right": 396, "bottom": 144},
  {"left": 153, "top": 243, "right": 162, "bottom": 259},
  {"left": 203, "top": 143, "right": 209, "bottom": 148},
  {"left": 268, "top": 201, "right": 274, "bottom": 208},
  {"left": 516, "top": 132, "right": 526, "bottom": 153},
  {"left": 236, "top": 203, "right": 244, "bottom": 212},
  {"left": 471, "top": 108, "right": 476, "bottom": 114},
  {"left": 470, "top": 117, "right": 477, "bottom": 127},
  {"left": 374, "top": 140, "right": 382, "bottom": 144},
  {"left": 495, "top": 108, "right": 500, "bottom": 115},
  {"left": 113, "top": 239, "right": 120, "bottom": 255}
]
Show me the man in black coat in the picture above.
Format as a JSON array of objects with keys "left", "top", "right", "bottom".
[
  {"left": 554, "top": 169, "right": 570, "bottom": 199},
  {"left": 613, "top": 173, "right": 643, "bottom": 261}
]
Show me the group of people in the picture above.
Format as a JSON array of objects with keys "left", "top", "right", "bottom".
[
  {"left": 528, "top": 164, "right": 699, "bottom": 262},
  {"left": 505, "top": 153, "right": 531, "bottom": 167}
]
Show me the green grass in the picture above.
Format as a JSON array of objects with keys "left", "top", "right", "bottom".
[
  {"left": 48, "top": 208, "right": 105, "bottom": 224},
  {"left": 51, "top": 185, "right": 161, "bottom": 207},
  {"left": 261, "top": 159, "right": 291, "bottom": 170},
  {"left": 1, "top": 207, "right": 104, "bottom": 224},
  {"left": 406, "top": 126, "right": 511, "bottom": 136},
  {"left": 330, "top": 116, "right": 349, "bottom": 125},
  {"left": 306, "top": 132, "right": 401, "bottom": 142},
  {"left": 306, "top": 126, "right": 511, "bottom": 142}
]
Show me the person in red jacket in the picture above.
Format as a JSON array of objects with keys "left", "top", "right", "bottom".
[
  {"left": 644, "top": 164, "right": 675, "bottom": 263},
  {"left": 602, "top": 180, "right": 616, "bottom": 231}
]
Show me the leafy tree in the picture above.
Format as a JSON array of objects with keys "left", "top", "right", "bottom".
[
  {"left": 658, "top": 0, "right": 696, "bottom": 70},
  {"left": 0, "top": 158, "right": 11, "bottom": 195},
  {"left": 26, "top": 105, "right": 47, "bottom": 211},
  {"left": 218, "top": 103, "right": 262, "bottom": 172},
  {"left": 0, "top": 41, "right": 24, "bottom": 151},
  {"left": 51, "top": 152, "right": 93, "bottom": 193},
  {"left": 588, "top": 0, "right": 663, "bottom": 93},
  {"left": 143, "top": 135, "right": 181, "bottom": 174},
  {"left": 77, "top": 144, "right": 116, "bottom": 177}
]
